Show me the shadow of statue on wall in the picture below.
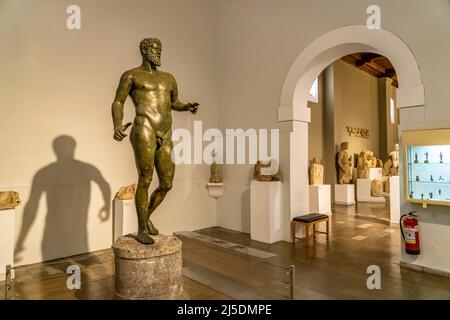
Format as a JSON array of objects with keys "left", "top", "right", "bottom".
[{"left": 15, "top": 135, "right": 111, "bottom": 263}]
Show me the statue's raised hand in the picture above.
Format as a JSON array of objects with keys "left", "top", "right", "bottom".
[
  {"left": 113, "top": 122, "right": 132, "bottom": 141},
  {"left": 186, "top": 103, "right": 199, "bottom": 114}
]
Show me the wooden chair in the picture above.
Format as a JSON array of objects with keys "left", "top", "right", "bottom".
[{"left": 291, "top": 213, "right": 330, "bottom": 245}]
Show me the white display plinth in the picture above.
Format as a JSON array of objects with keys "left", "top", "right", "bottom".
[
  {"left": 356, "top": 179, "right": 386, "bottom": 203},
  {"left": 250, "top": 181, "right": 282, "bottom": 244},
  {"left": 113, "top": 199, "right": 138, "bottom": 242},
  {"left": 369, "top": 168, "right": 382, "bottom": 181},
  {"left": 389, "top": 176, "right": 401, "bottom": 226},
  {"left": 0, "top": 209, "right": 15, "bottom": 281},
  {"left": 334, "top": 184, "right": 355, "bottom": 205},
  {"left": 309, "top": 185, "right": 331, "bottom": 215}
]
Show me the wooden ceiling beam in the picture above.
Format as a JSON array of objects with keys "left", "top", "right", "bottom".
[
  {"left": 340, "top": 53, "right": 398, "bottom": 87},
  {"left": 365, "top": 62, "right": 387, "bottom": 75},
  {"left": 384, "top": 68, "right": 396, "bottom": 78},
  {"left": 355, "top": 53, "right": 379, "bottom": 67}
]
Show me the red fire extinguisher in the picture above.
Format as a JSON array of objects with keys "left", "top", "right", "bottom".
[{"left": 400, "top": 211, "right": 420, "bottom": 255}]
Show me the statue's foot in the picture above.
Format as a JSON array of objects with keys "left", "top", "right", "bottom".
[
  {"left": 147, "top": 219, "right": 159, "bottom": 235},
  {"left": 136, "top": 231, "right": 154, "bottom": 244}
]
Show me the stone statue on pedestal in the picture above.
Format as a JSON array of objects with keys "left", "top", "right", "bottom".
[
  {"left": 253, "top": 160, "right": 282, "bottom": 182},
  {"left": 115, "top": 184, "right": 137, "bottom": 200},
  {"left": 357, "top": 150, "right": 376, "bottom": 179},
  {"left": 389, "top": 143, "right": 400, "bottom": 176},
  {"left": 309, "top": 157, "right": 324, "bottom": 185},
  {"left": 111, "top": 38, "right": 199, "bottom": 244},
  {"left": 337, "top": 142, "right": 352, "bottom": 184},
  {"left": 210, "top": 162, "right": 223, "bottom": 183}
]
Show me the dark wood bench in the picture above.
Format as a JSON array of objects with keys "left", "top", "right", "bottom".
[{"left": 291, "top": 213, "right": 330, "bottom": 245}]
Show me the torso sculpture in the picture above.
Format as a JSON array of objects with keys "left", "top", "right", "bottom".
[
  {"left": 112, "top": 38, "right": 199, "bottom": 244},
  {"left": 357, "top": 150, "right": 370, "bottom": 179},
  {"left": 253, "top": 160, "right": 282, "bottom": 182},
  {"left": 309, "top": 157, "right": 324, "bottom": 185},
  {"left": 389, "top": 143, "right": 400, "bottom": 176},
  {"left": 337, "top": 142, "right": 352, "bottom": 184},
  {"left": 210, "top": 162, "right": 223, "bottom": 183}
]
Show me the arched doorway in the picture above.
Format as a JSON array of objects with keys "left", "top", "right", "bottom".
[{"left": 279, "top": 25, "right": 424, "bottom": 241}]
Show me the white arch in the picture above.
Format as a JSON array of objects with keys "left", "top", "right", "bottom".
[
  {"left": 277, "top": 25, "right": 425, "bottom": 242},
  {"left": 278, "top": 25, "right": 425, "bottom": 123}
]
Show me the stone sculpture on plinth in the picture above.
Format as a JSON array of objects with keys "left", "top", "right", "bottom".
[
  {"left": 253, "top": 160, "right": 282, "bottom": 182},
  {"left": 337, "top": 142, "right": 352, "bottom": 184},
  {"left": 309, "top": 157, "right": 324, "bottom": 185},
  {"left": 115, "top": 184, "right": 137, "bottom": 200},
  {"left": 210, "top": 162, "right": 223, "bottom": 183},
  {"left": 357, "top": 150, "right": 374, "bottom": 179},
  {"left": 389, "top": 143, "right": 400, "bottom": 176},
  {"left": 111, "top": 37, "right": 198, "bottom": 299},
  {"left": 206, "top": 158, "right": 224, "bottom": 199},
  {"left": 112, "top": 37, "right": 198, "bottom": 245},
  {"left": 0, "top": 191, "right": 21, "bottom": 210}
]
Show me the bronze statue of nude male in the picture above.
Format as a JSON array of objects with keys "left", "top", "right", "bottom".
[{"left": 111, "top": 38, "right": 199, "bottom": 244}]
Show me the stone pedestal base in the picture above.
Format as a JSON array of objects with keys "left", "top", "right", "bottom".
[
  {"left": 368, "top": 168, "right": 382, "bottom": 181},
  {"left": 309, "top": 185, "right": 332, "bottom": 215},
  {"left": 389, "top": 176, "right": 400, "bottom": 226},
  {"left": 0, "top": 208, "right": 15, "bottom": 281},
  {"left": 113, "top": 199, "right": 138, "bottom": 242},
  {"left": 114, "top": 234, "right": 188, "bottom": 300},
  {"left": 250, "top": 180, "right": 283, "bottom": 244},
  {"left": 356, "top": 179, "right": 386, "bottom": 203},
  {"left": 334, "top": 184, "right": 355, "bottom": 205}
]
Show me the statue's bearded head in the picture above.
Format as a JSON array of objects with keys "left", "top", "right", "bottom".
[{"left": 140, "top": 38, "right": 162, "bottom": 66}]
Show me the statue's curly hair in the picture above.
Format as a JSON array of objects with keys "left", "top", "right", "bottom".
[{"left": 139, "top": 38, "right": 161, "bottom": 54}]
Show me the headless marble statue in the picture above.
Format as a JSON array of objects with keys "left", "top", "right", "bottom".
[
  {"left": 309, "top": 157, "right": 324, "bottom": 185},
  {"left": 337, "top": 142, "right": 352, "bottom": 184},
  {"left": 389, "top": 143, "right": 400, "bottom": 176},
  {"left": 210, "top": 162, "right": 223, "bottom": 183}
]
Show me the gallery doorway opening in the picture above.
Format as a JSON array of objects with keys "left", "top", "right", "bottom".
[
  {"left": 307, "top": 52, "right": 399, "bottom": 226},
  {"left": 278, "top": 25, "right": 425, "bottom": 250}
]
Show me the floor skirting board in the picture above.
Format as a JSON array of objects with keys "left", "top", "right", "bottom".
[{"left": 400, "top": 261, "right": 450, "bottom": 278}]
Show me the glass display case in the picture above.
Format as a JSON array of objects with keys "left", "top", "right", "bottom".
[{"left": 403, "top": 129, "right": 450, "bottom": 208}]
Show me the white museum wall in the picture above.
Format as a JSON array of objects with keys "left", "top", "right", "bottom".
[
  {"left": 333, "top": 60, "right": 380, "bottom": 159},
  {"left": 319, "top": 61, "right": 396, "bottom": 186},
  {"left": 217, "top": 0, "right": 450, "bottom": 273},
  {"left": 0, "top": 0, "right": 219, "bottom": 265}
]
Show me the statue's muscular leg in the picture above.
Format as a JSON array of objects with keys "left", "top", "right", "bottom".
[
  {"left": 130, "top": 125, "right": 157, "bottom": 244},
  {"left": 147, "top": 137, "right": 175, "bottom": 235}
]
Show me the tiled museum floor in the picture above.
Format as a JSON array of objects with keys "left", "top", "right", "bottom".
[
  {"left": 0, "top": 247, "right": 230, "bottom": 300},
  {"left": 2, "top": 202, "right": 450, "bottom": 300}
]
